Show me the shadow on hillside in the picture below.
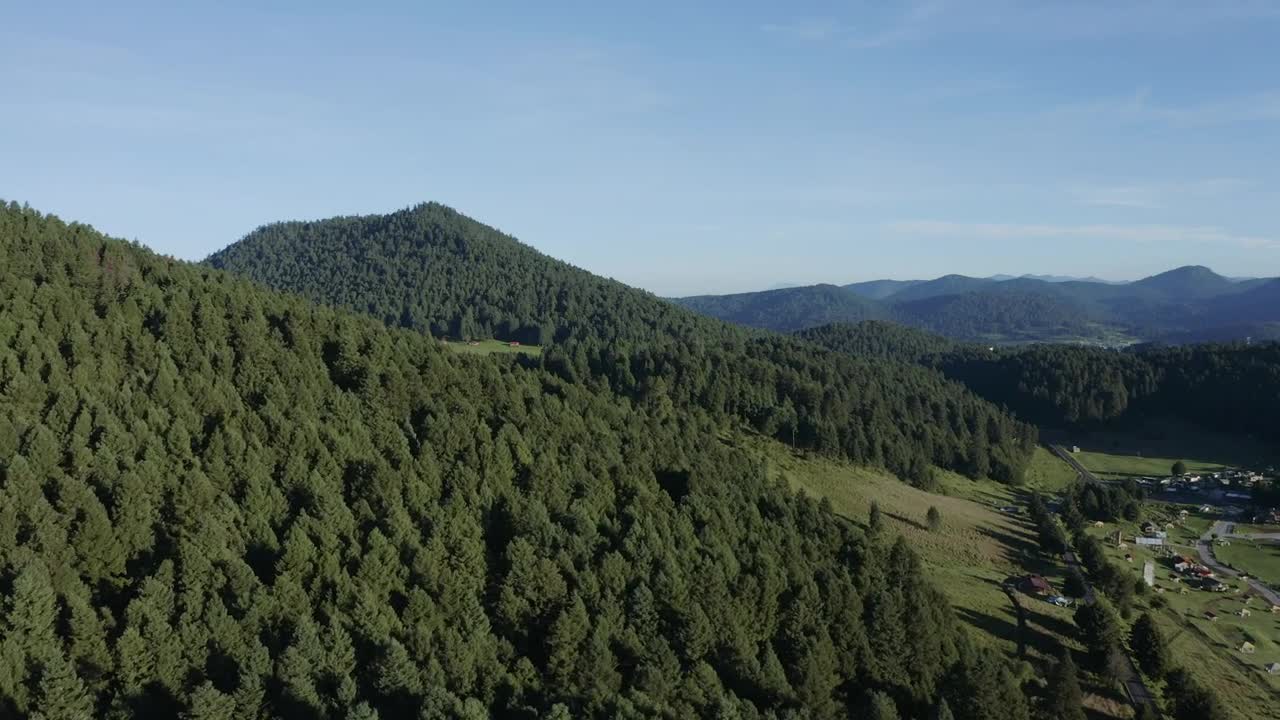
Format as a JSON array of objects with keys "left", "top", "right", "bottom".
[
  {"left": 1023, "top": 604, "right": 1078, "bottom": 644},
  {"left": 978, "top": 526, "right": 1038, "bottom": 558},
  {"left": 885, "top": 510, "right": 927, "bottom": 532},
  {"left": 956, "top": 606, "right": 1020, "bottom": 648}
]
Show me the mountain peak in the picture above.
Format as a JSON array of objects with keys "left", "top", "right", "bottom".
[{"left": 1128, "top": 266, "right": 1243, "bottom": 300}]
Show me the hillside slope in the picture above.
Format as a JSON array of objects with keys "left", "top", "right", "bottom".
[
  {"left": 205, "top": 203, "right": 1037, "bottom": 485},
  {"left": 0, "top": 201, "right": 1029, "bottom": 719},
  {"left": 674, "top": 284, "right": 889, "bottom": 333}
]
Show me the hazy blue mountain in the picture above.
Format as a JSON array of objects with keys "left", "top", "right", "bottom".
[
  {"left": 675, "top": 283, "right": 890, "bottom": 332},
  {"left": 676, "top": 266, "right": 1280, "bottom": 343},
  {"left": 880, "top": 274, "right": 998, "bottom": 303},
  {"left": 843, "top": 278, "right": 924, "bottom": 300},
  {"left": 1127, "top": 265, "right": 1245, "bottom": 300}
]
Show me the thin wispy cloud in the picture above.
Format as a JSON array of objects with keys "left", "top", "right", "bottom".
[
  {"left": 886, "top": 220, "right": 1280, "bottom": 250},
  {"left": 762, "top": 2, "right": 948, "bottom": 49},
  {"left": 1066, "top": 178, "right": 1250, "bottom": 209},
  {"left": 846, "top": 1, "right": 947, "bottom": 49},
  {"left": 763, "top": 1, "right": 1280, "bottom": 51},
  {"left": 1050, "top": 88, "right": 1280, "bottom": 128},
  {"left": 760, "top": 19, "right": 850, "bottom": 42}
]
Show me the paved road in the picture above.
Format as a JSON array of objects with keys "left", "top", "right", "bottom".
[
  {"left": 1051, "top": 445, "right": 1098, "bottom": 482},
  {"left": 1052, "top": 445, "right": 1156, "bottom": 714},
  {"left": 1197, "top": 521, "right": 1280, "bottom": 606}
]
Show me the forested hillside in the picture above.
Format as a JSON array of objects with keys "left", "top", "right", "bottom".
[
  {"left": 0, "top": 202, "right": 1030, "bottom": 719},
  {"left": 792, "top": 322, "right": 954, "bottom": 362},
  {"left": 206, "top": 203, "right": 1037, "bottom": 486},
  {"left": 674, "top": 285, "right": 888, "bottom": 334},
  {"left": 800, "top": 323, "right": 1280, "bottom": 445},
  {"left": 934, "top": 343, "right": 1280, "bottom": 444},
  {"left": 893, "top": 290, "right": 1095, "bottom": 341}
]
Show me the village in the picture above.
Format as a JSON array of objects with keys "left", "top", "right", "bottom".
[{"left": 996, "top": 445, "right": 1280, "bottom": 717}]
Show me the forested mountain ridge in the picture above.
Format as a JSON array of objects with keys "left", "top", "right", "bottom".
[
  {"left": 205, "top": 202, "right": 1037, "bottom": 486},
  {"left": 675, "top": 266, "right": 1280, "bottom": 343},
  {"left": 207, "top": 202, "right": 700, "bottom": 346},
  {"left": 674, "top": 285, "right": 888, "bottom": 333},
  {"left": 0, "top": 201, "right": 1030, "bottom": 719}
]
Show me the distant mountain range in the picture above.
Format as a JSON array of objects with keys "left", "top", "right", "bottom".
[{"left": 674, "top": 266, "right": 1280, "bottom": 344}]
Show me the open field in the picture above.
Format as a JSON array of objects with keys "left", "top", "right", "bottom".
[
  {"left": 1216, "top": 540, "right": 1280, "bottom": 588},
  {"left": 1235, "top": 523, "right": 1280, "bottom": 536},
  {"left": 749, "top": 439, "right": 1137, "bottom": 717},
  {"left": 1050, "top": 418, "right": 1278, "bottom": 477},
  {"left": 1083, "top": 516, "right": 1280, "bottom": 720},
  {"left": 1073, "top": 450, "right": 1221, "bottom": 479},
  {"left": 442, "top": 338, "right": 542, "bottom": 356},
  {"left": 758, "top": 442, "right": 1060, "bottom": 657},
  {"left": 1024, "top": 446, "right": 1081, "bottom": 493}
]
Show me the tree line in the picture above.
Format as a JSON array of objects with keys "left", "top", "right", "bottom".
[{"left": 798, "top": 322, "right": 1280, "bottom": 448}]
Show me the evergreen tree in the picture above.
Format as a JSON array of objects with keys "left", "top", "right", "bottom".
[
  {"left": 1063, "top": 569, "right": 1087, "bottom": 599},
  {"left": 1073, "top": 598, "right": 1122, "bottom": 675},
  {"left": 864, "top": 690, "right": 901, "bottom": 720},
  {"left": 31, "top": 651, "right": 95, "bottom": 720},
  {"left": 1130, "top": 613, "right": 1169, "bottom": 679},
  {"left": 927, "top": 506, "right": 943, "bottom": 532},
  {"left": 869, "top": 501, "right": 884, "bottom": 535},
  {"left": 1042, "top": 650, "right": 1086, "bottom": 720},
  {"left": 182, "top": 682, "right": 237, "bottom": 720}
]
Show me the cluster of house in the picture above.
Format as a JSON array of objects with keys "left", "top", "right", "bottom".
[
  {"left": 1171, "top": 555, "right": 1229, "bottom": 592},
  {"left": 1140, "top": 467, "right": 1273, "bottom": 496}
]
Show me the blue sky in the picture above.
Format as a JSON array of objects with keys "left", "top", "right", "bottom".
[{"left": 4, "top": 1, "right": 1279, "bottom": 295}]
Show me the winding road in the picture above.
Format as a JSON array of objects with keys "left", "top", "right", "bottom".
[{"left": 1197, "top": 521, "right": 1280, "bottom": 606}]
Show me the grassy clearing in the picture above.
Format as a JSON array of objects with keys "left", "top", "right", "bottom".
[
  {"left": 1053, "top": 419, "right": 1277, "bottom": 477},
  {"left": 1235, "top": 523, "right": 1280, "bottom": 536},
  {"left": 753, "top": 440, "right": 1141, "bottom": 715},
  {"left": 442, "top": 339, "right": 542, "bottom": 357},
  {"left": 1216, "top": 540, "right": 1280, "bottom": 588},
  {"left": 754, "top": 441, "right": 1076, "bottom": 660},
  {"left": 1073, "top": 450, "right": 1221, "bottom": 479},
  {"left": 1083, "top": 516, "right": 1280, "bottom": 720},
  {"left": 1024, "top": 446, "right": 1080, "bottom": 493}
]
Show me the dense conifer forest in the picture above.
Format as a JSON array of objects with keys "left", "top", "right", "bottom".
[
  {"left": 798, "top": 322, "right": 1280, "bottom": 444},
  {"left": 0, "top": 202, "right": 1035, "bottom": 718},
  {"left": 792, "top": 322, "right": 955, "bottom": 362},
  {"left": 934, "top": 343, "right": 1280, "bottom": 443},
  {"left": 206, "top": 203, "right": 1037, "bottom": 486}
]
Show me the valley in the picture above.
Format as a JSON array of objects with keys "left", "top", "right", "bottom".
[
  {"left": 2, "top": 200, "right": 1276, "bottom": 720},
  {"left": 8, "top": 7, "right": 1278, "bottom": 719}
]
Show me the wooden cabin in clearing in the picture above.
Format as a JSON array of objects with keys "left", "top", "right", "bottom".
[{"left": 1019, "top": 575, "right": 1053, "bottom": 596}]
